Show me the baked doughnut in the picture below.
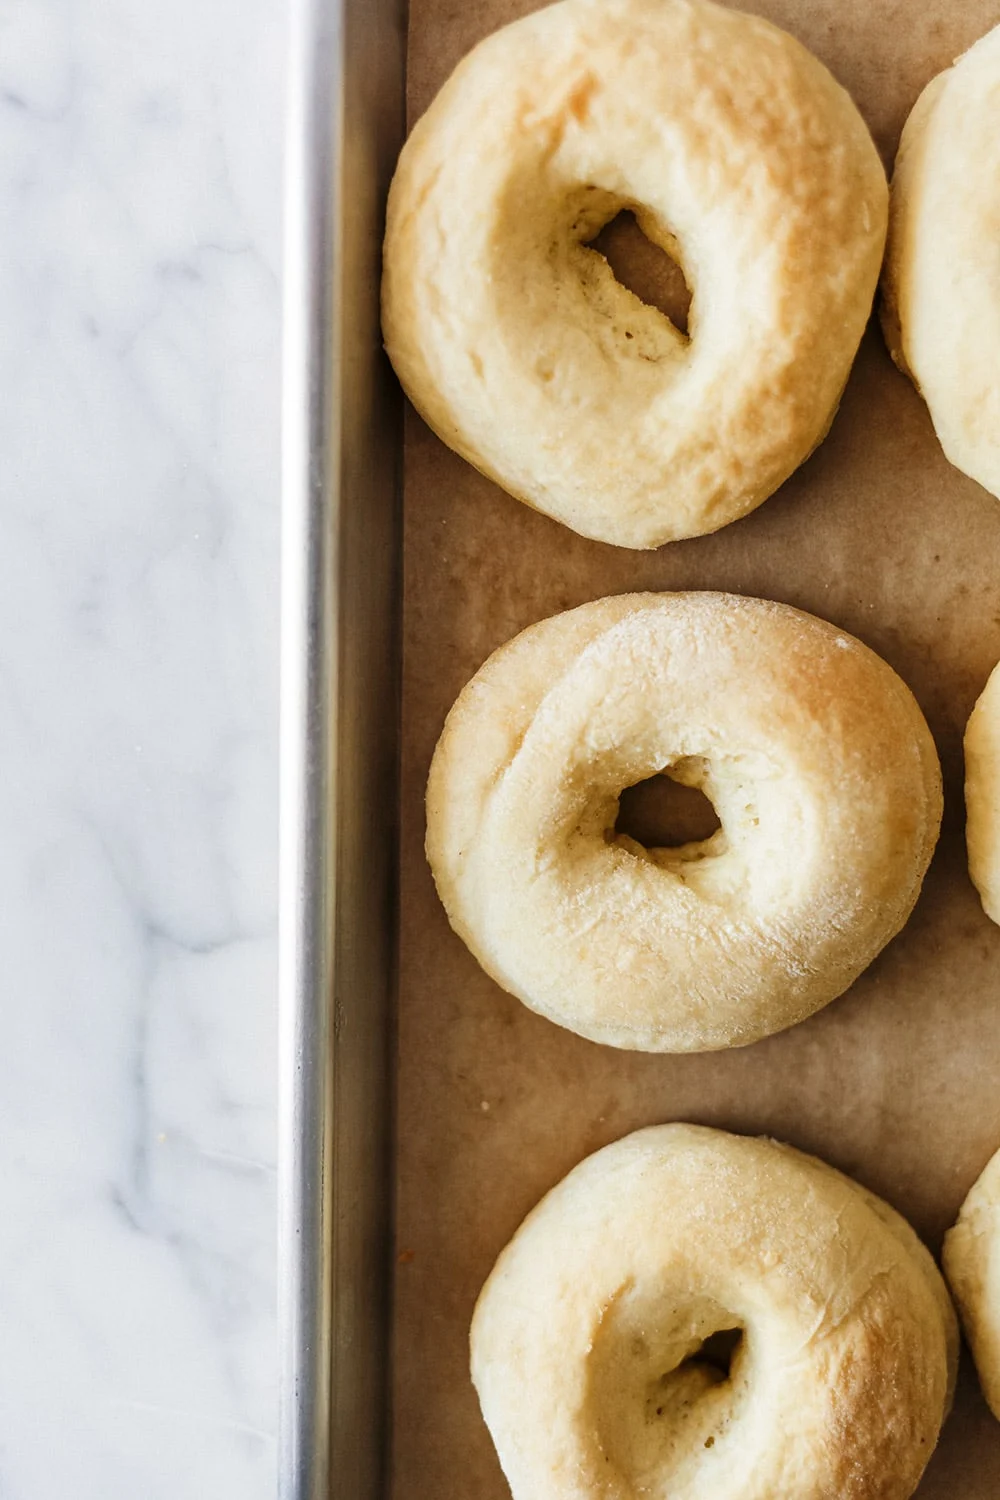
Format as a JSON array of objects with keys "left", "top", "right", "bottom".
[
  {"left": 383, "top": 0, "right": 887, "bottom": 550},
  {"left": 943, "top": 1143, "right": 1000, "bottom": 1419},
  {"left": 882, "top": 23, "right": 1000, "bottom": 499},
  {"left": 964, "top": 661, "right": 1000, "bottom": 924},
  {"left": 426, "top": 593, "right": 942, "bottom": 1052},
  {"left": 472, "top": 1124, "right": 958, "bottom": 1500}
]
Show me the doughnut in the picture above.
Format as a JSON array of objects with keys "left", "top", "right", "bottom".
[
  {"left": 382, "top": 0, "right": 888, "bottom": 550},
  {"left": 882, "top": 23, "right": 1000, "bottom": 499},
  {"left": 471, "top": 1124, "right": 958, "bottom": 1500},
  {"left": 965, "top": 661, "right": 1000, "bottom": 924},
  {"left": 943, "top": 1143, "right": 1000, "bottom": 1420},
  {"left": 426, "top": 593, "right": 942, "bottom": 1052}
]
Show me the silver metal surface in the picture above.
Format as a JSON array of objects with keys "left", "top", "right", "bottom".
[{"left": 279, "top": 0, "right": 406, "bottom": 1495}]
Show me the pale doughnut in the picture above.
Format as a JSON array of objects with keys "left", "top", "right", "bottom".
[
  {"left": 964, "top": 661, "right": 1000, "bottom": 924},
  {"left": 943, "top": 1144, "right": 1000, "bottom": 1420},
  {"left": 426, "top": 593, "right": 942, "bottom": 1052},
  {"left": 882, "top": 24, "right": 1000, "bottom": 498},
  {"left": 471, "top": 1124, "right": 958, "bottom": 1500},
  {"left": 383, "top": 0, "right": 888, "bottom": 550}
]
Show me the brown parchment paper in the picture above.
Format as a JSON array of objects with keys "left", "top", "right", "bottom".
[{"left": 393, "top": 2, "right": 1000, "bottom": 1494}]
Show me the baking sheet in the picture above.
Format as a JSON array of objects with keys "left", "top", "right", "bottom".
[{"left": 393, "top": 2, "right": 1000, "bottom": 1493}]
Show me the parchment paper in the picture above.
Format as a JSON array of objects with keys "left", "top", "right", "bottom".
[{"left": 393, "top": 3, "right": 1000, "bottom": 1494}]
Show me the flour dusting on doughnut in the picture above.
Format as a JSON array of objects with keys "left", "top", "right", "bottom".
[
  {"left": 383, "top": 0, "right": 888, "bottom": 548},
  {"left": 472, "top": 1125, "right": 957, "bottom": 1500},
  {"left": 426, "top": 593, "right": 942, "bottom": 1052}
]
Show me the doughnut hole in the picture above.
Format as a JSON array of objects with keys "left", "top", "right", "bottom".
[
  {"left": 597, "top": 749, "right": 801, "bottom": 912},
  {"left": 493, "top": 177, "right": 692, "bottom": 380},
  {"left": 611, "top": 756, "right": 727, "bottom": 870},
  {"left": 614, "top": 763, "right": 721, "bottom": 854},
  {"left": 588, "top": 208, "right": 692, "bottom": 337},
  {"left": 587, "top": 1289, "right": 750, "bottom": 1491}
]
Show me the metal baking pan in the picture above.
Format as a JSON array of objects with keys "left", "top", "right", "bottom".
[{"left": 278, "top": 0, "right": 406, "bottom": 1496}]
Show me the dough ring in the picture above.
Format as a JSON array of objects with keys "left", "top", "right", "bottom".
[
  {"left": 882, "top": 23, "right": 1000, "bottom": 499},
  {"left": 472, "top": 1124, "right": 958, "bottom": 1500},
  {"left": 965, "top": 661, "right": 1000, "bottom": 924},
  {"left": 943, "top": 1143, "right": 1000, "bottom": 1420},
  {"left": 382, "top": 0, "right": 888, "bottom": 549},
  {"left": 425, "top": 593, "right": 942, "bottom": 1052}
]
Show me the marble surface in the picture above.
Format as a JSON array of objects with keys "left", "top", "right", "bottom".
[{"left": 0, "top": 1, "right": 283, "bottom": 1494}]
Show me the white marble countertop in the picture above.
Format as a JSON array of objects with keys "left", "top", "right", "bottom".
[{"left": 0, "top": 1, "right": 282, "bottom": 1494}]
